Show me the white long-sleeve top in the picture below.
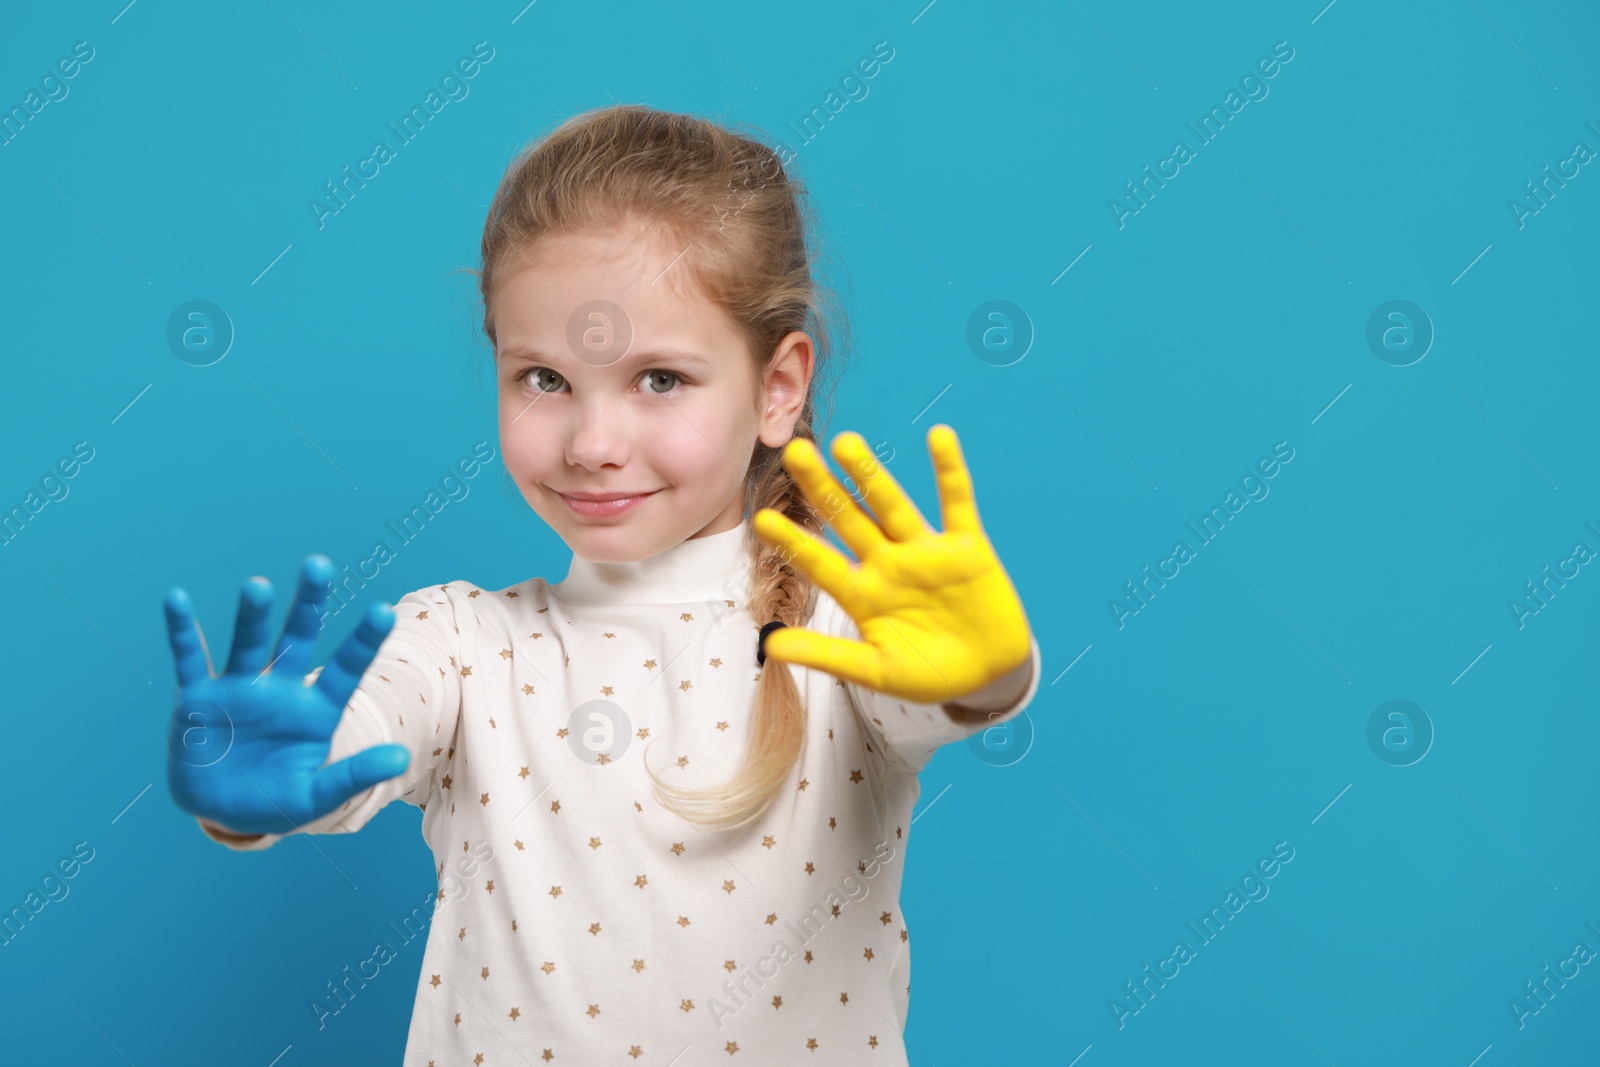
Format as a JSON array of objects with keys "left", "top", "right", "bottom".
[{"left": 200, "top": 518, "right": 1041, "bottom": 1065}]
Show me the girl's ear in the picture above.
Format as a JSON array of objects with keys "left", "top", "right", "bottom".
[{"left": 758, "top": 331, "right": 814, "bottom": 448}]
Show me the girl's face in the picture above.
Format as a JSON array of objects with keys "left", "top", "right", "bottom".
[{"left": 492, "top": 228, "right": 812, "bottom": 564}]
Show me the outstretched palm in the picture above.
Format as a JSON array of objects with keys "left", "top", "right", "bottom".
[
  {"left": 165, "top": 555, "right": 411, "bottom": 836},
  {"left": 752, "top": 424, "right": 1032, "bottom": 705}
]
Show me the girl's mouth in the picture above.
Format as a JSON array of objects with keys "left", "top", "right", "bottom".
[{"left": 555, "top": 489, "right": 660, "bottom": 518}]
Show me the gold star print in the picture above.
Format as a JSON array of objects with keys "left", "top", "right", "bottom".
[
  {"left": 798, "top": 778, "right": 808, "bottom": 791},
  {"left": 589, "top": 837, "right": 603, "bottom": 850},
  {"left": 587, "top": 1004, "right": 601, "bottom": 1019},
  {"left": 724, "top": 960, "right": 737, "bottom": 972},
  {"left": 379, "top": 674, "right": 390, "bottom": 683},
  {"left": 461, "top": 665, "right": 473, "bottom": 677},
  {"left": 486, "top": 879, "right": 495, "bottom": 894},
  {"left": 600, "top": 685, "right": 614, "bottom": 696},
  {"left": 680, "top": 999, "right": 695, "bottom": 1012},
  {"left": 839, "top": 992, "right": 849, "bottom": 1005},
  {"left": 709, "top": 657, "right": 722, "bottom": 667},
  {"left": 723, "top": 880, "right": 736, "bottom": 894},
  {"left": 551, "top": 800, "right": 561, "bottom": 814},
  {"left": 849, "top": 769, "right": 864, "bottom": 783},
  {"left": 772, "top": 995, "right": 782, "bottom": 1009},
  {"left": 417, "top": 610, "right": 429, "bottom": 619},
  {"left": 589, "top": 922, "right": 602, "bottom": 935},
  {"left": 762, "top": 835, "right": 776, "bottom": 849},
  {"left": 632, "top": 959, "right": 646, "bottom": 973},
  {"left": 441, "top": 775, "right": 452, "bottom": 790},
  {"left": 512, "top": 919, "right": 518, "bottom": 932},
  {"left": 529, "top": 631, "right": 544, "bottom": 640},
  {"left": 677, "top": 915, "right": 691, "bottom": 928},
  {"left": 537, "top": 606, "right": 549, "bottom": 613},
  {"left": 603, "top": 632, "right": 615, "bottom": 639},
  {"left": 765, "top": 913, "right": 778, "bottom": 925},
  {"left": 869, "top": 1035, "right": 879, "bottom": 1048},
  {"left": 503, "top": 589, "right": 516, "bottom": 598},
  {"left": 635, "top": 874, "right": 648, "bottom": 888},
  {"left": 863, "top": 947, "right": 874, "bottom": 961},
  {"left": 677, "top": 755, "right": 690, "bottom": 768},
  {"left": 804, "top": 862, "right": 814, "bottom": 875},
  {"left": 522, "top": 683, "right": 535, "bottom": 695},
  {"left": 549, "top": 886, "right": 562, "bottom": 899},
  {"left": 542, "top": 1052, "right": 553, "bottom": 1063},
  {"left": 454, "top": 1013, "right": 462, "bottom": 1025},
  {"left": 480, "top": 792, "right": 490, "bottom": 806},
  {"left": 644, "top": 658, "right": 657, "bottom": 669},
  {"left": 896, "top": 826, "right": 903, "bottom": 839},
  {"left": 633, "top": 800, "right": 643, "bottom": 811},
  {"left": 519, "top": 766, "right": 530, "bottom": 779},
  {"left": 500, "top": 648, "right": 513, "bottom": 660},
  {"left": 804, "top": 951, "right": 812, "bottom": 963},
  {"left": 725, "top": 1041, "right": 738, "bottom": 1054},
  {"left": 458, "top": 927, "right": 467, "bottom": 941},
  {"left": 481, "top": 966, "right": 490, "bottom": 980},
  {"left": 509, "top": 1005, "right": 522, "bottom": 1021},
  {"left": 679, "top": 612, "right": 694, "bottom": 622},
  {"left": 671, "top": 842, "right": 685, "bottom": 856},
  {"left": 830, "top": 904, "right": 842, "bottom": 918},
  {"left": 430, "top": 974, "right": 440, "bottom": 987},
  {"left": 556, "top": 728, "right": 569, "bottom": 739},
  {"left": 724, "top": 599, "right": 734, "bottom": 607},
  {"left": 828, "top": 728, "right": 833, "bottom": 740},
  {"left": 679, "top": 680, "right": 693, "bottom": 692},
  {"left": 880, "top": 911, "right": 893, "bottom": 925},
  {"left": 900, "top": 929, "right": 908, "bottom": 942},
  {"left": 628, "top": 1048, "right": 642, "bottom": 1060},
  {"left": 716, "top": 720, "right": 729, "bottom": 731},
  {"left": 433, "top": 746, "right": 443, "bottom": 757},
  {"left": 596, "top": 752, "right": 611, "bottom": 765},
  {"left": 541, "top": 961, "right": 555, "bottom": 975},
  {"left": 807, "top": 1038, "right": 818, "bottom": 1050},
  {"left": 828, "top": 817, "right": 836, "bottom": 830}
]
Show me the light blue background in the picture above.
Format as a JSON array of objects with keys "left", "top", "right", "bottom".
[{"left": 1, "top": 1, "right": 1596, "bottom": 1063}]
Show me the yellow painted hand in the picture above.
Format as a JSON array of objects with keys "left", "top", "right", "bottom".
[{"left": 752, "top": 424, "right": 1032, "bottom": 706}]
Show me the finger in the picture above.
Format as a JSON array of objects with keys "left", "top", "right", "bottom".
[
  {"left": 313, "top": 602, "right": 397, "bottom": 713},
  {"left": 752, "top": 507, "right": 869, "bottom": 616},
  {"left": 927, "top": 424, "right": 982, "bottom": 536},
  {"left": 830, "top": 431, "right": 930, "bottom": 542},
  {"left": 271, "top": 555, "right": 336, "bottom": 680},
  {"left": 310, "top": 743, "right": 411, "bottom": 815},
  {"left": 778, "top": 437, "right": 886, "bottom": 561},
  {"left": 164, "top": 587, "right": 214, "bottom": 688},
  {"left": 223, "top": 577, "right": 276, "bottom": 677},
  {"left": 762, "top": 626, "right": 886, "bottom": 691}
]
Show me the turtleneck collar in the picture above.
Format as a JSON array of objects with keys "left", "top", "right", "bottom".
[{"left": 551, "top": 519, "right": 752, "bottom": 607}]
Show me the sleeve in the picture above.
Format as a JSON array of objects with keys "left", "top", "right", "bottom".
[
  {"left": 196, "top": 583, "right": 467, "bottom": 851},
  {"left": 817, "top": 589, "right": 1044, "bottom": 776}
]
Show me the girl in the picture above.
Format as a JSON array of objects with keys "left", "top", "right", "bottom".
[{"left": 166, "top": 104, "right": 1040, "bottom": 1066}]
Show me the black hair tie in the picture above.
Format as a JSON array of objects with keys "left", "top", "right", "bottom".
[{"left": 757, "top": 621, "right": 788, "bottom": 666}]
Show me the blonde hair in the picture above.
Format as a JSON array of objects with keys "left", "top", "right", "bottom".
[{"left": 476, "top": 104, "right": 850, "bottom": 831}]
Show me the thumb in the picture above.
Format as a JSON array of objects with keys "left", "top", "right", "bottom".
[
  {"left": 310, "top": 744, "right": 411, "bottom": 814},
  {"left": 765, "top": 628, "right": 884, "bottom": 691}
]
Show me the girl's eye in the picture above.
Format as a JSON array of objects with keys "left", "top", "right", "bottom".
[
  {"left": 643, "top": 369, "right": 683, "bottom": 395},
  {"left": 518, "top": 367, "right": 566, "bottom": 393}
]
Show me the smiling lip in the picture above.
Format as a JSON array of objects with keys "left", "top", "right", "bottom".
[{"left": 554, "top": 488, "right": 660, "bottom": 518}]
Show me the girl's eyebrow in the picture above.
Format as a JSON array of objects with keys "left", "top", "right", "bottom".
[{"left": 497, "top": 345, "right": 710, "bottom": 368}]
